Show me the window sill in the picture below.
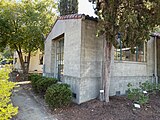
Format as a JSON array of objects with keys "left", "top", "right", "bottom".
[{"left": 114, "top": 60, "right": 147, "bottom": 65}]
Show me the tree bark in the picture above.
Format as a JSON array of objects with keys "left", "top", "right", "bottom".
[
  {"left": 15, "top": 45, "right": 31, "bottom": 81},
  {"left": 24, "top": 51, "right": 31, "bottom": 81},
  {"left": 103, "top": 40, "right": 112, "bottom": 102},
  {"left": 16, "top": 49, "right": 25, "bottom": 73},
  {"left": 26, "top": 51, "right": 31, "bottom": 74}
]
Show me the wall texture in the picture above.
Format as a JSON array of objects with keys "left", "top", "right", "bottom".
[
  {"left": 44, "top": 19, "right": 82, "bottom": 103},
  {"left": 44, "top": 17, "right": 156, "bottom": 104},
  {"left": 79, "top": 19, "right": 103, "bottom": 103}
]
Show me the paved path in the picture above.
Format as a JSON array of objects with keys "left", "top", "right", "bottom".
[{"left": 12, "top": 83, "right": 58, "bottom": 120}]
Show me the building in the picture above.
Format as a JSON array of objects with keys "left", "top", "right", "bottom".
[
  {"left": 13, "top": 49, "right": 43, "bottom": 73},
  {"left": 43, "top": 14, "right": 160, "bottom": 104}
]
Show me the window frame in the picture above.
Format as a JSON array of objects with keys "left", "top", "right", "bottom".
[
  {"left": 114, "top": 42, "right": 147, "bottom": 62},
  {"left": 56, "top": 37, "right": 64, "bottom": 81}
]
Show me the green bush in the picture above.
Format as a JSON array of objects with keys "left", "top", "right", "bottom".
[
  {"left": 0, "top": 66, "right": 18, "bottom": 119},
  {"left": 127, "top": 83, "right": 149, "bottom": 105},
  {"left": 30, "top": 74, "right": 58, "bottom": 95},
  {"left": 29, "top": 74, "right": 42, "bottom": 82},
  {"left": 30, "top": 74, "right": 43, "bottom": 92},
  {"left": 45, "top": 83, "right": 72, "bottom": 108},
  {"left": 37, "top": 77, "right": 57, "bottom": 95},
  {"left": 140, "top": 81, "right": 157, "bottom": 92}
]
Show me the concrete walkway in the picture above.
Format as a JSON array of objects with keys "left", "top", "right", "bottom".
[{"left": 12, "top": 82, "right": 58, "bottom": 120}]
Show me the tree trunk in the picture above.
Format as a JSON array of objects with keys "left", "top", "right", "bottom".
[
  {"left": 103, "top": 40, "right": 112, "bottom": 102},
  {"left": 26, "top": 51, "right": 31, "bottom": 74},
  {"left": 16, "top": 50, "right": 25, "bottom": 73},
  {"left": 24, "top": 51, "right": 31, "bottom": 81},
  {"left": 16, "top": 49, "right": 31, "bottom": 81}
]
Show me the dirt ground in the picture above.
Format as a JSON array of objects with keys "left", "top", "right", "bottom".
[
  {"left": 10, "top": 70, "right": 160, "bottom": 120},
  {"left": 12, "top": 83, "right": 160, "bottom": 120},
  {"left": 54, "top": 94, "right": 160, "bottom": 120}
]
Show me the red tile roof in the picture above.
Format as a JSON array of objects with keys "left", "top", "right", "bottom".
[
  {"left": 58, "top": 14, "right": 98, "bottom": 21},
  {"left": 58, "top": 14, "right": 83, "bottom": 20},
  {"left": 151, "top": 32, "right": 160, "bottom": 38}
]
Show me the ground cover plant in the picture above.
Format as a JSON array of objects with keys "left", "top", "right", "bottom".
[
  {"left": 127, "top": 81, "right": 160, "bottom": 105},
  {"left": 0, "top": 65, "right": 18, "bottom": 120}
]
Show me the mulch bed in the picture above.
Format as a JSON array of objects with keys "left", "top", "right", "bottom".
[
  {"left": 11, "top": 74, "right": 160, "bottom": 120},
  {"left": 53, "top": 93, "right": 160, "bottom": 120}
]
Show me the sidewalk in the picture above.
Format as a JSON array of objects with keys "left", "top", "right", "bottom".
[{"left": 11, "top": 82, "right": 58, "bottom": 120}]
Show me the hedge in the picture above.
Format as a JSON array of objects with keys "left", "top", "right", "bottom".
[
  {"left": 45, "top": 83, "right": 72, "bottom": 108},
  {"left": 30, "top": 74, "right": 57, "bottom": 95},
  {"left": 37, "top": 77, "right": 57, "bottom": 95}
]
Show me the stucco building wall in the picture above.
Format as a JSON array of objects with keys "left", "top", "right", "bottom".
[{"left": 44, "top": 15, "right": 156, "bottom": 104}]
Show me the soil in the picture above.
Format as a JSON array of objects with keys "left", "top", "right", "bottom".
[
  {"left": 10, "top": 72, "right": 160, "bottom": 120},
  {"left": 29, "top": 84, "right": 160, "bottom": 120},
  {"left": 54, "top": 94, "right": 160, "bottom": 120}
]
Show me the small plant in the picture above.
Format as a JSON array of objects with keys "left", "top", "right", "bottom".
[
  {"left": 127, "top": 83, "right": 149, "bottom": 105},
  {"left": 140, "top": 81, "right": 157, "bottom": 93},
  {"left": 45, "top": 83, "right": 72, "bottom": 108}
]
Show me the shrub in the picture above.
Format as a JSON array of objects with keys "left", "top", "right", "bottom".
[
  {"left": 0, "top": 66, "right": 18, "bottom": 120},
  {"left": 127, "top": 83, "right": 149, "bottom": 105},
  {"left": 140, "top": 81, "right": 157, "bottom": 93},
  {"left": 37, "top": 77, "right": 57, "bottom": 95},
  {"left": 45, "top": 83, "right": 72, "bottom": 108},
  {"left": 30, "top": 74, "right": 58, "bottom": 94},
  {"left": 29, "top": 74, "right": 42, "bottom": 82},
  {"left": 30, "top": 74, "right": 42, "bottom": 92}
]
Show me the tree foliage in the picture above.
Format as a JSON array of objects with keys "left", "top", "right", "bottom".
[
  {"left": 89, "top": 0, "right": 160, "bottom": 102},
  {"left": 0, "top": 66, "right": 18, "bottom": 120},
  {"left": 0, "top": 0, "right": 57, "bottom": 76},
  {"left": 58, "top": 0, "right": 78, "bottom": 16},
  {"left": 90, "top": 0, "right": 160, "bottom": 46}
]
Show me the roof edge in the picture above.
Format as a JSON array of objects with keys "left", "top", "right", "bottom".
[
  {"left": 58, "top": 14, "right": 98, "bottom": 22},
  {"left": 150, "top": 32, "right": 160, "bottom": 38}
]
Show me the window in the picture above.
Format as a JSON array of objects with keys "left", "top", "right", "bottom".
[
  {"left": 114, "top": 42, "right": 147, "bottom": 62},
  {"left": 39, "top": 54, "right": 43, "bottom": 65},
  {"left": 56, "top": 37, "right": 64, "bottom": 81}
]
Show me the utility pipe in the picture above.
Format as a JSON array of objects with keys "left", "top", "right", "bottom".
[{"left": 155, "top": 36, "right": 158, "bottom": 84}]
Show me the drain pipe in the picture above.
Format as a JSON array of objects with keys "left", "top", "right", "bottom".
[
  {"left": 154, "top": 36, "right": 158, "bottom": 84},
  {"left": 100, "top": 38, "right": 105, "bottom": 101}
]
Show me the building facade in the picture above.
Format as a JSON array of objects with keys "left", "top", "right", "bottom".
[
  {"left": 13, "top": 49, "right": 43, "bottom": 73},
  {"left": 43, "top": 14, "right": 160, "bottom": 104}
]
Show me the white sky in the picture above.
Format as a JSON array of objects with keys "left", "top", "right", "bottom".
[
  {"left": 16, "top": 0, "right": 97, "bottom": 17},
  {"left": 78, "top": 0, "right": 96, "bottom": 17}
]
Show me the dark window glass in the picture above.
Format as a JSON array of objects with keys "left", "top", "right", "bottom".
[
  {"left": 56, "top": 37, "right": 64, "bottom": 81},
  {"left": 114, "top": 42, "right": 147, "bottom": 62}
]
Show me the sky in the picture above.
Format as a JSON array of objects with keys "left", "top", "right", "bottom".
[
  {"left": 78, "top": 0, "right": 96, "bottom": 17},
  {"left": 16, "top": 0, "right": 97, "bottom": 17}
]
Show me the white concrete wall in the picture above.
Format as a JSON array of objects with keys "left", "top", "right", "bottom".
[
  {"left": 110, "top": 38, "right": 155, "bottom": 96},
  {"left": 44, "top": 19, "right": 82, "bottom": 103},
  {"left": 44, "top": 19, "right": 82, "bottom": 77},
  {"left": 44, "top": 18, "right": 156, "bottom": 104},
  {"left": 79, "top": 19, "right": 103, "bottom": 103}
]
